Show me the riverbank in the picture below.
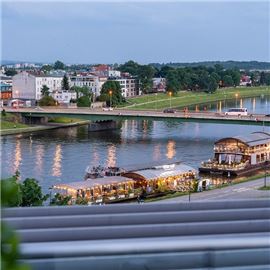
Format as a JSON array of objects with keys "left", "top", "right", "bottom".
[
  {"left": 0, "top": 119, "right": 90, "bottom": 136},
  {"left": 121, "top": 86, "right": 270, "bottom": 110}
]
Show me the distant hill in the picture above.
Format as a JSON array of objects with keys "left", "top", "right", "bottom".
[{"left": 150, "top": 61, "right": 270, "bottom": 70}]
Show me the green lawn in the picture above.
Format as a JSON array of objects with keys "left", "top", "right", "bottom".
[
  {"left": 48, "top": 117, "right": 87, "bottom": 124},
  {"left": 258, "top": 186, "right": 270, "bottom": 190},
  {"left": 1, "top": 121, "right": 29, "bottom": 130},
  {"left": 120, "top": 86, "right": 270, "bottom": 110}
]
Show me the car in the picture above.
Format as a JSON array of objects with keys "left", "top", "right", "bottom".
[
  {"left": 102, "top": 107, "right": 113, "bottom": 111},
  {"left": 163, "top": 108, "right": 176, "bottom": 113},
  {"left": 225, "top": 108, "right": 248, "bottom": 116}
]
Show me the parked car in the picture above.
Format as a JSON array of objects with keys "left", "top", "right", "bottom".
[
  {"left": 103, "top": 107, "right": 113, "bottom": 111},
  {"left": 163, "top": 108, "right": 176, "bottom": 113}
]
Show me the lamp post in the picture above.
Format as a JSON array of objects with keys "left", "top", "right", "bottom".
[
  {"left": 109, "top": 90, "right": 112, "bottom": 108},
  {"left": 155, "top": 93, "right": 158, "bottom": 111},
  {"left": 168, "top": 91, "right": 172, "bottom": 108},
  {"left": 235, "top": 93, "right": 239, "bottom": 107}
]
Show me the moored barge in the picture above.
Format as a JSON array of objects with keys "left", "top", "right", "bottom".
[{"left": 199, "top": 131, "right": 270, "bottom": 176}]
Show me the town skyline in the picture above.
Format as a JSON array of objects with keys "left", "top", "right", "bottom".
[{"left": 2, "top": 1, "right": 269, "bottom": 64}]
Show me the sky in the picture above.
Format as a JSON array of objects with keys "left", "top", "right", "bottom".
[{"left": 1, "top": 0, "right": 270, "bottom": 64}]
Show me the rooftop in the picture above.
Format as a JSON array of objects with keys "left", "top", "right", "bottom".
[
  {"left": 53, "top": 176, "right": 134, "bottom": 191},
  {"left": 216, "top": 132, "right": 270, "bottom": 147},
  {"left": 124, "top": 163, "right": 196, "bottom": 180}
]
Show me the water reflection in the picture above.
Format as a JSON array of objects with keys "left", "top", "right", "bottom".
[
  {"left": 52, "top": 144, "right": 62, "bottom": 177},
  {"left": 107, "top": 144, "right": 116, "bottom": 167},
  {"left": 35, "top": 145, "right": 45, "bottom": 175},
  {"left": 240, "top": 99, "right": 243, "bottom": 108},
  {"left": 153, "top": 144, "right": 161, "bottom": 161},
  {"left": 13, "top": 140, "right": 22, "bottom": 173},
  {"left": 166, "top": 140, "right": 176, "bottom": 159},
  {"left": 252, "top": 98, "right": 256, "bottom": 112}
]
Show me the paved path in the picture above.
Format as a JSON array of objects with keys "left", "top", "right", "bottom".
[{"left": 152, "top": 177, "right": 270, "bottom": 203}]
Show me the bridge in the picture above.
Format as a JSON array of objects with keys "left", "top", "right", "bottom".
[
  {"left": 3, "top": 199, "right": 270, "bottom": 270},
  {"left": 5, "top": 107, "right": 270, "bottom": 126}
]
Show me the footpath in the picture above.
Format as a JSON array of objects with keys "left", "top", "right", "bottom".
[{"left": 151, "top": 177, "right": 270, "bottom": 203}]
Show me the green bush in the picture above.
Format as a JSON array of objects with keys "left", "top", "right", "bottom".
[
  {"left": 20, "top": 178, "right": 49, "bottom": 207},
  {"left": 50, "top": 193, "right": 72, "bottom": 206},
  {"left": 77, "top": 96, "right": 91, "bottom": 107},
  {"left": 38, "top": 96, "right": 58, "bottom": 106}
]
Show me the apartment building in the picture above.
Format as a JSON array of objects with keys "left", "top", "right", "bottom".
[{"left": 12, "top": 71, "right": 62, "bottom": 100}]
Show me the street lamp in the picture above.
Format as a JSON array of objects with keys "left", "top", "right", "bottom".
[
  {"left": 155, "top": 93, "right": 158, "bottom": 111},
  {"left": 109, "top": 90, "right": 112, "bottom": 108},
  {"left": 235, "top": 93, "right": 239, "bottom": 107},
  {"left": 168, "top": 91, "right": 172, "bottom": 108}
]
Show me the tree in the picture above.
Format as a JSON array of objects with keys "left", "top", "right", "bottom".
[
  {"left": 1, "top": 173, "right": 48, "bottom": 207},
  {"left": 265, "top": 73, "right": 270, "bottom": 85},
  {"left": 41, "top": 85, "right": 50, "bottom": 97},
  {"left": 39, "top": 96, "right": 57, "bottom": 106},
  {"left": 54, "top": 60, "right": 65, "bottom": 70},
  {"left": 260, "top": 72, "right": 266, "bottom": 85},
  {"left": 41, "top": 64, "right": 53, "bottom": 73},
  {"left": 1, "top": 175, "right": 22, "bottom": 207},
  {"left": 100, "top": 81, "right": 123, "bottom": 106},
  {"left": 51, "top": 193, "right": 72, "bottom": 206},
  {"left": 223, "top": 75, "right": 234, "bottom": 87},
  {"left": 207, "top": 76, "right": 218, "bottom": 93},
  {"left": 62, "top": 74, "right": 70, "bottom": 90},
  {"left": 5, "top": 69, "right": 17, "bottom": 77},
  {"left": 77, "top": 96, "right": 91, "bottom": 107},
  {"left": 20, "top": 178, "right": 49, "bottom": 207},
  {"left": 138, "top": 65, "right": 155, "bottom": 94}
]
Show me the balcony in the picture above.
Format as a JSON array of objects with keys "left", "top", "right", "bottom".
[{"left": 200, "top": 160, "right": 249, "bottom": 171}]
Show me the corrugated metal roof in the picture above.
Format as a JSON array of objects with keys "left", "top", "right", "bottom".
[
  {"left": 217, "top": 132, "right": 270, "bottom": 147},
  {"left": 127, "top": 164, "right": 195, "bottom": 180},
  {"left": 53, "top": 176, "right": 134, "bottom": 191}
]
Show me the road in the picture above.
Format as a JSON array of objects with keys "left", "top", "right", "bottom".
[
  {"left": 153, "top": 177, "right": 270, "bottom": 203},
  {"left": 5, "top": 107, "right": 270, "bottom": 126}
]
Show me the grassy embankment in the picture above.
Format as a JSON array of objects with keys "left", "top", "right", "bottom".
[
  {"left": 120, "top": 86, "right": 270, "bottom": 110},
  {"left": 1, "top": 112, "right": 29, "bottom": 130},
  {"left": 1, "top": 112, "right": 89, "bottom": 135}
]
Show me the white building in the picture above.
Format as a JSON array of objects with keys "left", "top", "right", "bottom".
[
  {"left": 108, "top": 70, "right": 121, "bottom": 77},
  {"left": 12, "top": 71, "right": 63, "bottom": 100},
  {"left": 51, "top": 90, "right": 77, "bottom": 104},
  {"left": 69, "top": 74, "right": 100, "bottom": 96},
  {"left": 110, "top": 77, "right": 140, "bottom": 98}
]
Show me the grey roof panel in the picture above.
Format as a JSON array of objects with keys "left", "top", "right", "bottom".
[{"left": 129, "top": 164, "right": 196, "bottom": 180}]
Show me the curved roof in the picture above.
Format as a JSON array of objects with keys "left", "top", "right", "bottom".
[
  {"left": 124, "top": 164, "right": 196, "bottom": 180},
  {"left": 215, "top": 132, "right": 270, "bottom": 147},
  {"left": 53, "top": 176, "right": 134, "bottom": 191}
]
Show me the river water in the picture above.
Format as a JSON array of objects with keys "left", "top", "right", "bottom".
[{"left": 1, "top": 96, "right": 270, "bottom": 192}]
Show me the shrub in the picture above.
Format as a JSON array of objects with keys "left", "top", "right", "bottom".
[
  {"left": 77, "top": 96, "right": 91, "bottom": 107},
  {"left": 38, "top": 96, "right": 58, "bottom": 106},
  {"left": 50, "top": 193, "right": 72, "bottom": 206}
]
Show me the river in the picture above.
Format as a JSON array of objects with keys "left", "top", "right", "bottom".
[{"left": 1, "top": 96, "right": 270, "bottom": 192}]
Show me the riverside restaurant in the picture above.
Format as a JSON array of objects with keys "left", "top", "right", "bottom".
[
  {"left": 199, "top": 131, "right": 270, "bottom": 176},
  {"left": 53, "top": 176, "right": 136, "bottom": 204},
  {"left": 123, "top": 163, "right": 197, "bottom": 194},
  {"left": 52, "top": 163, "right": 197, "bottom": 204}
]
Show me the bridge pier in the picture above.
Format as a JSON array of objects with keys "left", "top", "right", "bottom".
[
  {"left": 22, "top": 115, "right": 49, "bottom": 125},
  {"left": 88, "top": 120, "right": 118, "bottom": 132}
]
